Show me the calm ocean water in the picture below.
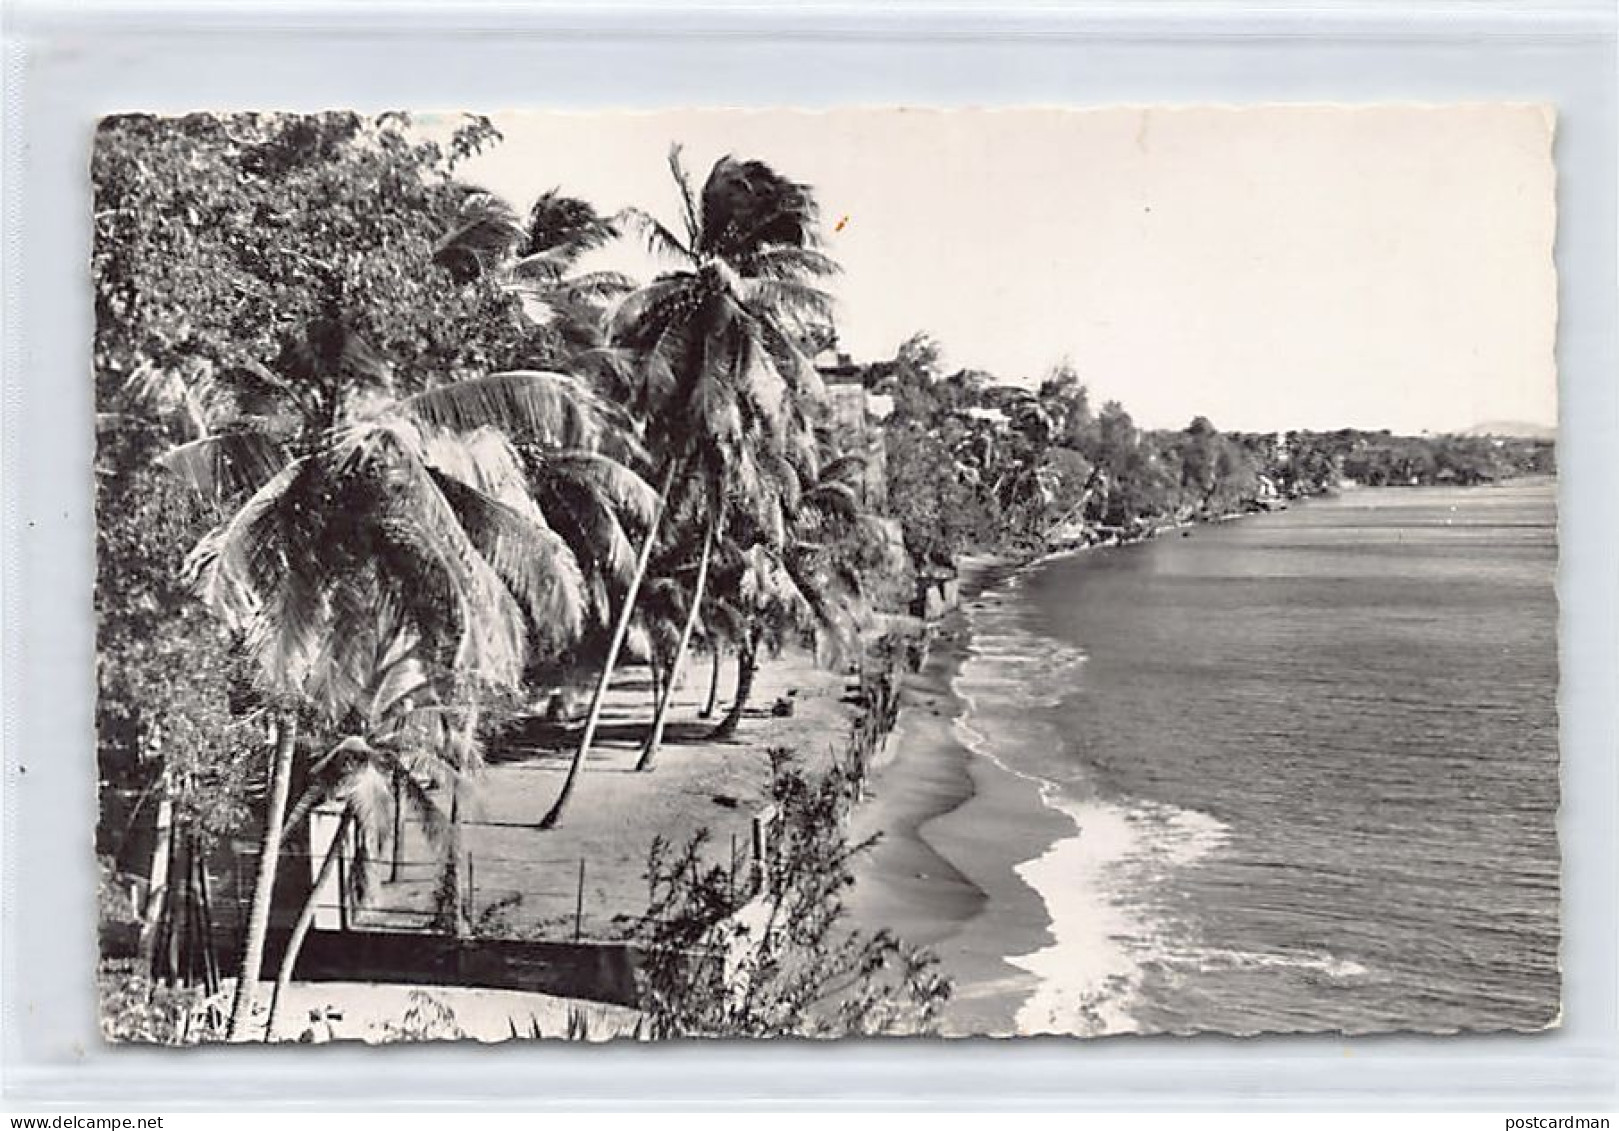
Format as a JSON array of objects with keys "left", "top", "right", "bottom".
[{"left": 956, "top": 481, "right": 1560, "bottom": 1034}]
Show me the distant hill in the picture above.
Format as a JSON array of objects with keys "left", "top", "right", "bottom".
[{"left": 1457, "top": 421, "right": 1556, "bottom": 440}]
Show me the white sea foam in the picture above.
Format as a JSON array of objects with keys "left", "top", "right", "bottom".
[
  {"left": 1006, "top": 795, "right": 1151, "bottom": 1036},
  {"left": 1001, "top": 788, "right": 1244, "bottom": 1036},
  {"left": 951, "top": 594, "right": 1158, "bottom": 1034},
  {"left": 1165, "top": 946, "right": 1370, "bottom": 981},
  {"left": 950, "top": 580, "right": 1364, "bottom": 1036}
]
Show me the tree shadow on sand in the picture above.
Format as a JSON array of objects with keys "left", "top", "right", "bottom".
[{"left": 487, "top": 710, "right": 784, "bottom": 765}]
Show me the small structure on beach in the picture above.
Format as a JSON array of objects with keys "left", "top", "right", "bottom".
[{"left": 912, "top": 560, "right": 960, "bottom": 620}]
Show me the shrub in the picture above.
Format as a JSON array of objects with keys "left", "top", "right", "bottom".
[
  {"left": 97, "top": 959, "right": 226, "bottom": 1045},
  {"left": 635, "top": 748, "right": 951, "bottom": 1037}
]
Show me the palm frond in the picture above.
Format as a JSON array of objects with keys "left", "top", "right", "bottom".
[
  {"left": 157, "top": 429, "right": 290, "bottom": 501},
  {"left": 183, "top": 455, "right": 316, "bottom": 630},
  {"left": 608, "top": 278, "right": 698, "bottom": 419},
  {"left": 742, "top": 279, "right": 836, "bottom": 328},
  {"left": 623, "top": 621, "right": 653, "bottom": 665},
  {"left": 666, "top": 144, "right": 703, "bottom": 249},
  {"left": 724, "top": 317, "right": 791, "bottom": 447},
  {"left": 426, "top": 469, "right": 588, "bottom": 658},
  {"left": 508, "top": 248, "right": 574, "bottom": 284},
  {"left": 123, "top": 358, "right": 215, "bottom": 438},
  {"left": 338, "top": 761, "right": 395, "bottom": 842},
  {"left": 391, "top": 752, "right": 452, "bottom": 843},
  {"left": 556, "top": 347, "right": 662, "bottom": 448},
  {"left": 689, "top": 371, "right": 744, "bottom": 455},
  {"left": 399, "top": 371, "right": 605, "bottom": 449},
  {"left": 303, "top": 581, "right": 400, "bottom": 719},
  {"left": 537, "top": 451, "right": 659, "bottom": 530},
  {"left": 344, "top": 426, "right": 534, "bottom": 686},
  {"left": 739, "top": 544, "right": 814, "bottom": 627},
  {"left": 617, "top": 206, "right": 695, "bottom": 264},
  {"left": 529, "top": 469, "right": 644, "bottom": 624},
  {"left": 749, "top": 246, "right": 842, "bottom": 281},
  {"left": 367, "top": 645, "right": 432, "bottom": 726},
  {"left": 522, "top": 188, "right": 619, "bottom": 263},
  {"left": 755, "top": 315, "right": 828, "bottom": 408},
  {"left": 698, "top": 154, "right": 822, "bottom": 265},
  {"left": 555, "top": 271, "right": 638, "bottom": 301},
  {"left": 419, "top": 426, "right": 539, "bottom": 516},
  {"left": 434, "top": 188, "right": 525, "bottom": 281}
]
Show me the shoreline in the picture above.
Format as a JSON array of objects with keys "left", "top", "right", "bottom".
[
  {"left": 848, "top": 555, "right": 1079, "bottom": 1036},
  {"left": 847, "top": 505, "right": 1284, "bottom": 1035}
]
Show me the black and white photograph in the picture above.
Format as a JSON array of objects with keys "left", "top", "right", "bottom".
[{"left": 92, "top": 106, "right": 1559, "bottom": 1044}]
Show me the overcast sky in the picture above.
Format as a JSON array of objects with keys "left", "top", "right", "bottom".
[{"left": 451, "top": 106, "right": 1557, "bottom": 435}]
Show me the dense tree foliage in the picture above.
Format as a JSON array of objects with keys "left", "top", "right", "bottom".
[
  {"left": 94, "top": 112, "right": 659, "bottom": 1035},
  {"left": 540, "top": 145, "right": 839, "bottom": 820},
  {"left": 94, "top": 112, "right": 538, "bottom": 827},
  {"left": 96, "top": 113, "right": 922, "bottom": 1040},
  {"left": 867, "top": 339, "right": 1554, "bottom": 565}
]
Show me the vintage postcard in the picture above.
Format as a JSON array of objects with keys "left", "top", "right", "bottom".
[{"left": 93, "top": 106, "right": 1558, "bottom": 1042}]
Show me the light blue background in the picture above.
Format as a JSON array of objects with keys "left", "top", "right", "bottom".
[{"left": 3, "top": 0, "right": 1615, "bottom": 1110}]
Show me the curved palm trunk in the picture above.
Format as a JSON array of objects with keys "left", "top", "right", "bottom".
[
  {"left": 540, "top": 463, "right": 677, "bottom": 829},
  {"left": 698, "top": 644, "right": 722, "bottom": 719},
  {"left": 708, "top": 634, "right": 758, "bottom": 741},
  {"left": 636, "top": 521, "right": 714, "bottom": 772},
  {"left": 648, "top": 657, "right": 664, "bottom": 717},
  {"left": 264, "top": 807, "right": 355, "bottom": 1041},
  {"left": 226, "top": 714, "right": 298, "bottom": 1041},
  {"left": 279, "top": 781, "right": 326, "bottom": 845}
]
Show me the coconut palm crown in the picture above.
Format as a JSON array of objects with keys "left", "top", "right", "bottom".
[
  {"left": 171, "top": 329, "right": 635, "bottom": 709},
  {"left": 161, "top": 315, "right": 651, "bottom": 1036},
  {"left": 539, "top": 146, "right": 840, "bottom": 824},
  {"left": 612, "top": 146, "right": 838, "bottom": 532}
]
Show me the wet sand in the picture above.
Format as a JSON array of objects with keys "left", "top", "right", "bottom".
[{"left": 847, "top": 557, "right": 1078, "bottom": 1036}]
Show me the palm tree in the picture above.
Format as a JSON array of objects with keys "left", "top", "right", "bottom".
[
  {"left": 705, "top": 456, "right": 876, "bottom": 740},
  {"left": 262, "top": 649, "right": 463, "bottom": 1040},
  {"left": 633, "top": 501, "right": 717, "bottom": 772},
  {"left": 442, "top": 185, "right": 640, "bottom": 393},
  {"left": 509, "top": 189, "right": 636, "bottom": 357},
  {"left": 698, "top": 638, "right": 725, "bottom": 719},
  {"left": 431, "top": 186, "right": 528, "bottom": 286},
  {"left": 538, "top": 146, "right": 837, "bottom": 827},
  {"left": 164, "top": 318, "right": 643, "bottom": 1038},
  {"left": 517, "top": 443, "right": 660, "bottom": 634}
]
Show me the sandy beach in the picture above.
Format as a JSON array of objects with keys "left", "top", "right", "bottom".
[
  {"left": 262, "top": 647, "right": 865, "bottom": 1039},
  {"left": 294, "top": 550, "right": 1140, "bottom": 1037},
  {"left": 847, "top": 556, "right": 1082, "bottom": 1036},
  {"left": 373, "top": 649, "right": 864, "bottom": 940}
]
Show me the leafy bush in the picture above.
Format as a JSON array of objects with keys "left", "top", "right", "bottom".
[
  {"left": 635, "top": 748, "right": 951, "bottom": 1038},
  {"left": 376, "top": 991, "right": 467, "bottom": 1042},
  {"left": 98, "top": 959, "right": 226, "bottom": 1045}
]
